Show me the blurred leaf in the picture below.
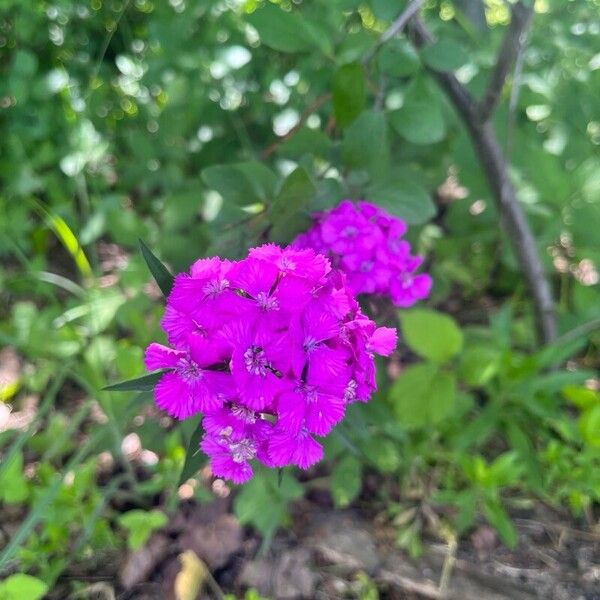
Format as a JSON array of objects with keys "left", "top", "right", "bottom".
[
  {"left": 368, "top": 176, "right": 436, "bottom": 224},
  {"left": 341, "top": 110, "right": 389, "bottom": 177},
  {"left": 175, "top": 551, "right": 207, "bottom": 600},
  {"left": 0, "top": 451, "right": 28, "bottom": 504},
  {"left": 118, "top": 509, "right": 168, "bottom": 550},
  {"left": 421, "top": 39, "right": 469, "bottom": 71},
  {"left": 331, "top": 455, "right": 362, "bottom": 507},
  {"left": 482, "top": 496, "right": 518, "bottom": 548},
  {"left": 178, "top": 418, "right": 206, "bottom": 485},
  {"left": 399, "top": 309, "right": 464, "bottom": 363},
  {"left": 332, "top": 62, "right": 367, "bottom": 128},
  {"left": 202, "top": 162, "right": 276, "bottom": 206},
  {"left": 139, "top": 239, "right": 174, "bottom": 297},
  {"left": 104, "top": 370, "right": 167, "bottom": 392},
  {"left": 269, "top": 167, "right": 316, "bottom": 242},
  {"left": 234, "top": 469, "right": 303, "bottom": 539},
  {"left": 247, "top": 5, "right": 331, "bottom": 54},
  {"left": 389, "top": 363, "right": 456, "bottom": 427},
  {"left": 378, "top": 38, "right": 420, "bottom": 77},
  {"left": 390, "top": 79, "right": 446, "bottom": 144},
  {"left": 360, "top": 438, "right": 400, "bottom": 473},
  {"left": 0, "top": 575, "right": 47, "bottom": 600},
  {"left": 453, "top": 0, "right": 487, "bottom": 32}
]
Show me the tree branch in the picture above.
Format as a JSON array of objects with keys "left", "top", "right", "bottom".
[
  {"left": 363, "top": 0, "right": 425, "bottom": 63},
  {"left": 478, "top": 2, "right": 534, "bottom": 122},
  {"left": 409, "top": 17, "right": 557, "bottom": 344}
]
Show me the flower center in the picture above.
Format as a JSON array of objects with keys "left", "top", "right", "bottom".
[
  {"left": 399, "top": 271, "right": 414, "bottom": 289},
  {"left": 360, "top": 260, "right": 374, "bottom": 273},
  {"left": 229, "top": 438, "right": 256, "bottom": 463},
  {"left": 176, "top": 357, "right": 203, "bottom": 382},
  {"left": 303, "top": 336, "right": 320, "bottom": 353},
  {"left": 344, "top": 379, "right": 357, "bottom": 402},
  {"left": 280, "top": 257, "right": 296, "bottom": 271},
  {"left": 203, "top": 278, "right": 229, "bottom": 298},
  {"left": 230, "top": 404, "right": 257, "bottom": 423},
  {"left": 244, "top": 346, "right": 269, "bottom": 376},
  {"left": 342, "top": 225, "right": 358, "bottom": 239},
  {"left": 255, "top": 291, "right": 279, "bottom": 311}
]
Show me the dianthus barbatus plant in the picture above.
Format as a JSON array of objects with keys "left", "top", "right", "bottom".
[
  {"left": 144, "top": 244, "right": 396, "bottom": 483},
  {"left": 293, "top": 200, "right": 432, "bottom": 307}
]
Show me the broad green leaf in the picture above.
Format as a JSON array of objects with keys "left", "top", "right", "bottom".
[
  {"left": 0, "top": 575, "right": 48, "bottom": 600},
  {"left": 367, "top": 176, "right": 435, "bottom": 224},
  {"left": 279, "top": 127, "right": 331, "bottom": 158},
  {"left": 377, "top": 38, "right": 420, "bottom": 77},
  {"left": 360, "top": 438, "right": 400, "bottom": 473},
  {"left": 247, "top": 5, "right": 331, "bottom": 54},
  {"left": 482, "top": 496, "right": 518, "bottom": 548},
  {"left": 103, "top": 370, "right": 167, "bottom": 392},
  {"left": 459, "top": 346, "right": 500, "bottom": 386},
  {"left": 341, "top": 110, "right": 389, "bottom": 177},
  {"left": 139, "top": 239, "right": 174, "bottom": 296},
  {"left": 234, "top": 469, "right": 303, "bottom": 538},
  {"left": 202, "top": 162, "right": 276, "bottom": 206},
  {"left": 579, "top": 405, "right": 600, "bottom": 447},
  {"left": 332, "top": 62, "right": 366, "bottom": 128},
  {"left": 563, "top": 386, "right": 600, "bottom": 410},
  {"left": 399, "top": 309, "right": 464, "bottom": 363},
  {"left": 330, "top": 455, "right": 362, "bottom": 507},
  {"left": 390, "top": 79, "right": 446, "bottom": 145},
  {"left": 0, "top": 451, "right": 28, "bottom": 504},
  {"left": 389, "top": 363, "right": 456, "bottom": 427},
  {"left": 118, "top": 509, "right": 168, "bottom": 550},
  {"left": 178, "top": 418, "right": 206, "bottom": 485},
  {"left": 421, "top": 39, "right": 469, "bottom": 72},
  {"left": 269, "top": 167, "right": 316, "bottom": 243}
]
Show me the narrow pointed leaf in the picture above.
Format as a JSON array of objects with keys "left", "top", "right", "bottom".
[
  {"left": 139, "top": 239, "right": 174, "bottom": 296},
  {"left": 178, "top": 417, "right": 206, "bottom": 485},
  {"left": 103, "top": 370, "right": 167, "bottom": 392}
]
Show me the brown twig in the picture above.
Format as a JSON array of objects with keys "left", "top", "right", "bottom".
[
  {"left": 261, "top": 93, "right": 331, "bottom": 159},
  {"left": 479, "top": 2, "right": 534, "bottom": 122},
  {"left": 408, "top": 13, "right": 557, "bottom": 345},
  {"left": 363, "top": 0, "right": 426, "bottom": 64}
]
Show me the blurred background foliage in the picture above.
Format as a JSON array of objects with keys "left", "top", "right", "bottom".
[{"left": 0, "top": 0, "right": 599, "bottom": 595}]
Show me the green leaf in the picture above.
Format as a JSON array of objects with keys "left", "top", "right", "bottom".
[
  {"left": 279, "top": 127, "right": 331, "bottom": 159},
  {"left": 118, "top": 509, "right": 168, "bottom": 550},
  {"left": 390, "top": 79, "right": 446, "bottom": 145},
  {"left": 247, "top": 5, "right": 331, "bottom": 54},
  {"left": 330, "top": 455, "right": 362, "bottom": 507},
  {"left": 421, "top": 39, "right": 469, "bottom": 72},
  {"left": 579, "top": 405, "right": 600, "bottom": 447},
  {"left": 332, "top": 62, "right": 367, "bottom": 128},
  {"left": 202, "top": 161, "right": 277, "bottom": 206},
  {"left": 0, "top": 575, "right": 48, "bottom": 600},
  {"left": 377, "top": 38, "right": 420, "bottom": 77},
  {"left": 399, "top": 309, "right": 464, "bottom": 363},
  {"left": 234, "top": 469, "right": 303, "bottom": 538},
  {"left": 360, "top": 438, "right": 400, "bottom": 473},
  {"left": 459, "top": 345, "right": 500, "bottom": 386},
  {"left": 482, "top": 496, "right": 518, "bottom": 548},
  {"left": 139, "top": 239, "right": 174, "bottom": 297},
  {"left": 563, "top": 386, "right": 600, "bottom": 410},
  {"left": 368, "top": 176, "right": 436, "bottom": 225},
  {"left": 341, "top": 110, "right": 389, "bottom": 178},
  {"left": 0, "top": 451, "right": 28, "bottom": 504},
  {"left": 178, "top": 418, "right": 207, "bottom": 485},
  {"left": 103, "top": 370, "right": 167, "bottom": 392},
  {"left": 269, "top": 167, "right": 316, "bottom": 243},
  {"left": 389, "top": 363, "right": 456, "bottom": 427}
]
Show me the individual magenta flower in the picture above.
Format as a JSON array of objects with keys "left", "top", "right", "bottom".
[
  {"left": 293, "top": 200, "right": 432, "bottom": 307},
  {"left": 144, "top": 244, "right": 397, "bottom": 482}
]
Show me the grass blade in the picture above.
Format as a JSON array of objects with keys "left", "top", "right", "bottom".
[{"left": 103, "top": 370, "right": 166, "bottom": 392}]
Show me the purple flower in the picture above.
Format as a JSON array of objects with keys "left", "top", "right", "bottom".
[
  {"left": 293, "top": 200, "right": 432, "bottom": 307},
  {"left": 144, "top": 244, "right": 397, "bottom": 483}
]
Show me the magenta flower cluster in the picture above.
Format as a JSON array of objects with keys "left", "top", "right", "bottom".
[
  {"left": 293, "top": 200, "right": 432, "bottom": 307},
  {"left": 145, "top": 245, "right": 397, "bottom": 484}
]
